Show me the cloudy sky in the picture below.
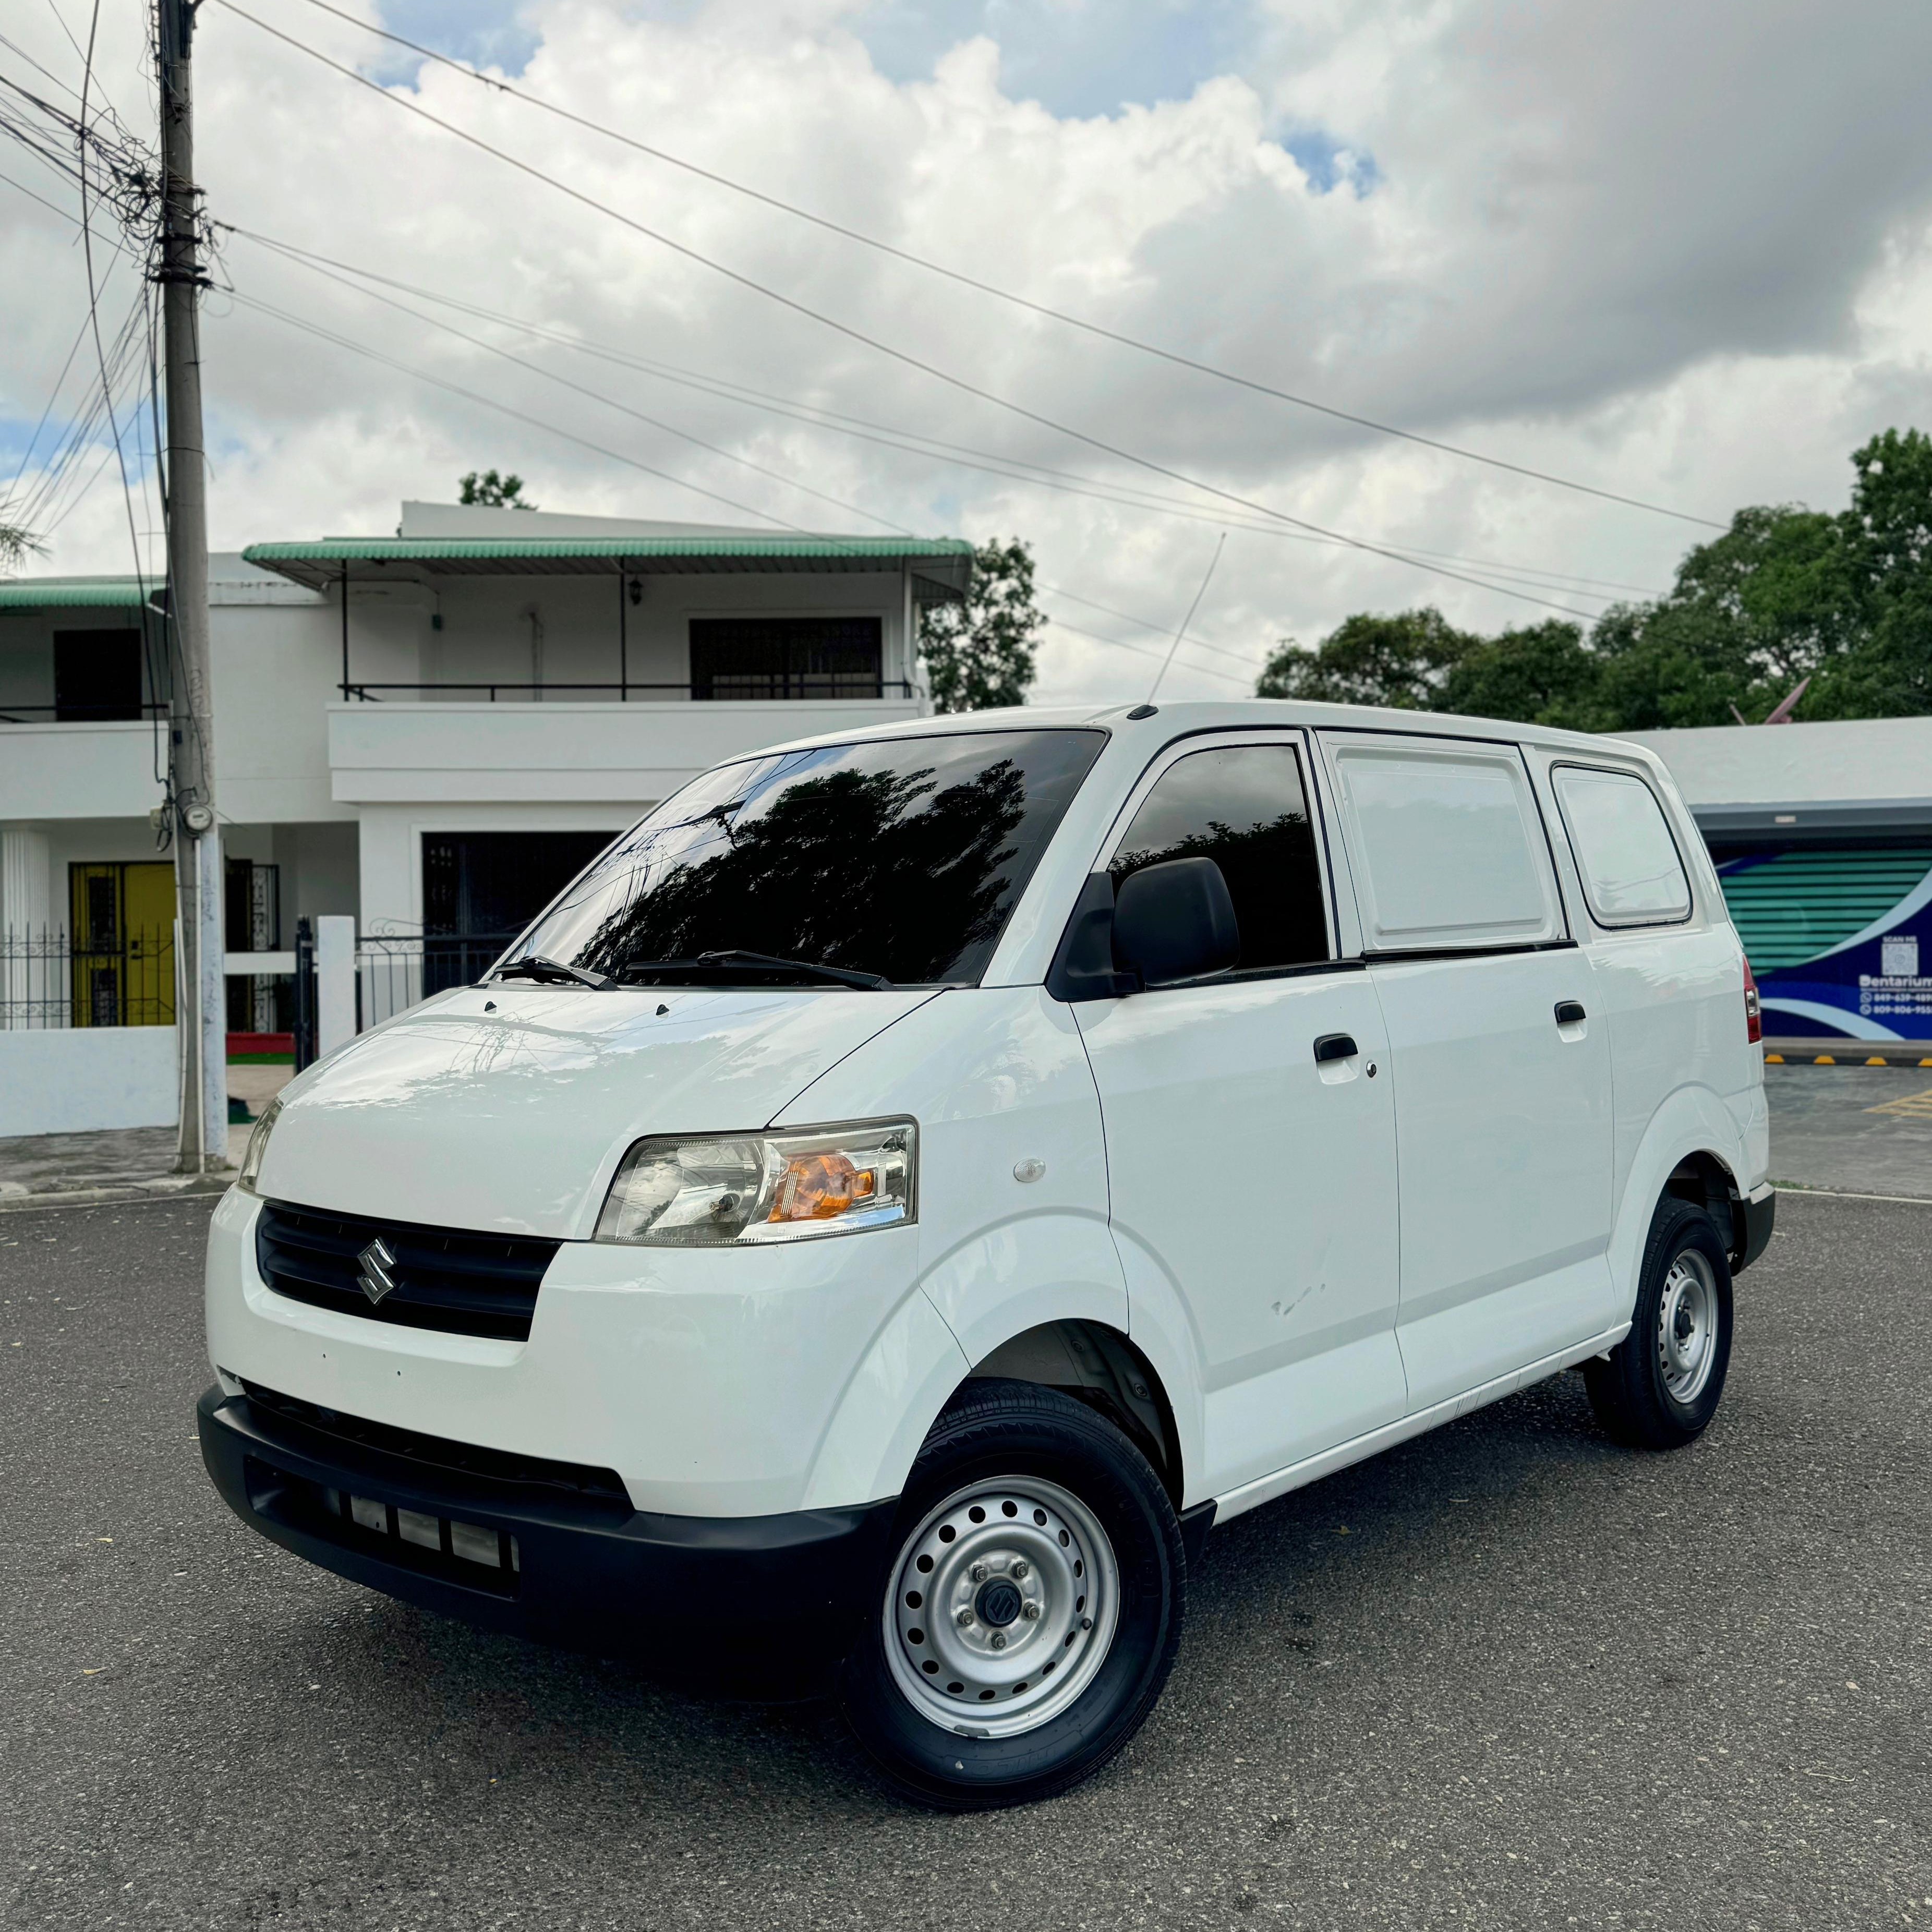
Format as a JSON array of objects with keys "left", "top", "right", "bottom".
[{"left": 4, "top": 0, "right": 1931, "bottom": 702}]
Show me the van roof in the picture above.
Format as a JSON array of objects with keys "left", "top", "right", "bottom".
[{"left": 753, "top": 699, "right": 1668, "bottom": 776}]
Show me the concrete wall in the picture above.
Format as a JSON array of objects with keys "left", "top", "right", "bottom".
[
  {"left": 0, "top": 723, "right": 167, "bottom": 822},
  {"left": 207, "top": 559, "right": 349, "bottom": 827},
  {"left": 0, "top": 1024, "right": 177, "bottom": 1136}
]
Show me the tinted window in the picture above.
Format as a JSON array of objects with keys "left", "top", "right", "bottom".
[
  {"left": 1555, "top": 766, "right": 1692, "bottom": 925},
  {"left": 1331, "top": 740, "right": 1558, "bottom": 950},
  {"left": 515, "top": 729, "right": 1104, "bottom": 986},
  {"left": 1108, "top": 743, "right": 1329, "bottom": 972}
]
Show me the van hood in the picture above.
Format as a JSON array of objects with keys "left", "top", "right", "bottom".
[{"left": 252, "top": 984, "right": 939, "bottom": 1237}]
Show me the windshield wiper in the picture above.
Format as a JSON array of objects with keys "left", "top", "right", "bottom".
[
  {"left": 489, "top": 954, "right": 615, "bottom": 990},
  {"left": 699, "top": 949, "right": 890, "bottom": 989},
  {"left": 611, "top": 950, "right": 889, "bottom": 990}
]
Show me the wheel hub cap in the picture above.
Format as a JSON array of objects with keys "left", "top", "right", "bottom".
[
  {"left": 975, "top": 1577, "right": 1023, "bottom": 1627},
  {"left": 885, "top": 1476, "right": 1120, "bottom": 1739},
  {"left": 1657, "top": 1249, "right": 1719, "bottom": 1404}
]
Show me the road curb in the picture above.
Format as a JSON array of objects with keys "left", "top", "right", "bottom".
[
  {"left": 0, "top": 1174, "right": 233, "bottom": 1214},
  {"left": 1763, "top": 1040, "right": 1932, "bottom": 1067}
]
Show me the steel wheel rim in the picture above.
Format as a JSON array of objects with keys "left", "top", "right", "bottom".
[
  {"left": 1657, "top": 1248, "right": 1719, "bottom": 1404},
  {"left": 883, "top": 1475, "right": 1120, "bottom": 1739}
]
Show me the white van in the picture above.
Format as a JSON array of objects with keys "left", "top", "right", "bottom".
[{"left": 200, "top": 701, "right": 1773, "bottom": 1808}]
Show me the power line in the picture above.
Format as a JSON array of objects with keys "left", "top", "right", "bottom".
[
  {"left": 77, "top": 0, "right": 154, "bottom": 703},
  {"left": 1039, "top": 613, "right": 1252, "bottom": 689},
  {"left": 1037, "top": 581, "right": 1269, "bottom": 671},
  {"left": 279, "top": 0, "right": 1722, "bottom": 532},
  {"left": 224, "top": 289, "right": 827, "bottom": 533},
  {"left": 8, "top": 165, "right": 1397, "bottom": 700},
  {"left": 211, "top": 230, "right": 1362, "bottom": 686},
  {"left": 215, "top": 288, "right": 1265, "bottom": 688},
  {"left": 207, "top": 1, "right": 1613, "bottom": 622},
  {"left": 228, "top": 233, "right": 914, "bottom": 536},
  {"left": 222, "top": 225, "right": 1667, "bottom": 603}
]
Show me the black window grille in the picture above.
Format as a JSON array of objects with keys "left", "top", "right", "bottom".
[{"left": 689, "top": 616, "right": 884, "bottom": 701}]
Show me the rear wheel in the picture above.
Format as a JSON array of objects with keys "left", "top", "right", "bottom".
[
  {"left": 837, "top": 1379, "right": 1184, "bottom": 1809},
  {"left": 1585, "top": 1198, "right": 1733, "bottom": 1448}
]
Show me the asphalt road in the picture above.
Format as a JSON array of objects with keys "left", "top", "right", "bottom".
[{"left": 3, "top": 1190, "right": 1928, "bottom": 1930}]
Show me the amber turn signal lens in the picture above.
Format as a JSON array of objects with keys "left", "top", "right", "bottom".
[{"left": 771, "top": 1151, "right": 879, "bottom": 1222}]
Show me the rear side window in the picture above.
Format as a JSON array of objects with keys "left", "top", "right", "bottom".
[
  {"left": 1554, "top": 765, "right": 1692, "bottom": 926},
  {"left": 1327, "top": 736, "right": 1561, "bottom": 952},
  {"left": 1107, "top": 742, "right": 1329, "bottom": 971}
]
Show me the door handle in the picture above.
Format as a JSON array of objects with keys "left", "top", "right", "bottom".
[
  {"left": 1313, "top": 1032, "right": 1358, "bottom": 1063},
  {"left": 1554, "top": 1000, "right": 1587, "bottom": 1026}
]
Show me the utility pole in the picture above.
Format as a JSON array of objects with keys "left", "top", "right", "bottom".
[{"left": 157, "top": 0, "right": 226, "bottom": 1172}]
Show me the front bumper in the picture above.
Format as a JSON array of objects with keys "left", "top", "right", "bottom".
[{"left": 197, "top": 1385, "right": 898, "bottom": 1691}]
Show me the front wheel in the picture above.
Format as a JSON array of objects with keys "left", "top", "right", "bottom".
[
  {"left": 1585, "top": 1198, "right": 1734, "bottom": 1449},
  {"left": 837, "top": 1379, "right": 1185, "bottom": 1809}
]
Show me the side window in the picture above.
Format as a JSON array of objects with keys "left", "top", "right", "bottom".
[
  {"left": 1328, "top": 738, "right": 1560, "bottom": 951},
  {"left": 1108, "top": 743, "right": 1329, "bottom": 972},
  {"left": 1554, "top": 765, "right": 1692, "bottom": 926}
]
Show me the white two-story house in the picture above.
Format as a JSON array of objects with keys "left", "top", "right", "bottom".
[{"left": 0, "top": 500, "right": 968, "bottom": 1133}]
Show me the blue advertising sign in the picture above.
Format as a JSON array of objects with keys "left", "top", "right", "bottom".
[{"left": 1718, "top": 848, "right": 1932, "bottom": 1040}]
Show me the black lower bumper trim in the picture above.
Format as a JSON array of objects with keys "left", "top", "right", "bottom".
[
  {"left": 198, "top": 1387, "right": 898, "bottom": 1689},
  {"left": 1735, "top": 1187, "right": 1776, "bottom": 1274}
]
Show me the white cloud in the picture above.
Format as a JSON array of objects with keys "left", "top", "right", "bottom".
[{"left": 3, "top": 0, "right": 1930, "bottom": 702}]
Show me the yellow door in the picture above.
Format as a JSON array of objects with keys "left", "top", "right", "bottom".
[
  {"left": 68, "top": 862, "right": 176, "bottom": 1026},
  {"left": 123, "top": 863, "right": 176, "bottom": 1025}
]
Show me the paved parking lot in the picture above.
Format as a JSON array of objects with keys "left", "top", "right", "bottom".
[
  {"left": 4, "top": 1176, "right": 1929, "bottom": 1928},
  {"left": 1767, "top": 1064, "right": 1932, "bottom": 1200}
]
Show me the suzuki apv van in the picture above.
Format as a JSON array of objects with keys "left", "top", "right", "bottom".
[{"left": 199, "top": 701, "right": 1774, "bottom": 1808}]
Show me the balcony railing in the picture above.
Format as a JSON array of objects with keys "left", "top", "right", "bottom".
[
  {"left": 338, "top": 680, "right": 916, "bottom": 703},
  {"left": 0, "top": 702, "right": 171, "bottom": 723}
]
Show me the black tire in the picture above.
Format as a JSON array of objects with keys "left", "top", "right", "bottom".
[
  {"left": 837, "top": 1378, "right": 1185, "bottom": 1810},
  {"left": 1585, "top": 1198, "right": 1734, "bottom": 1450}
]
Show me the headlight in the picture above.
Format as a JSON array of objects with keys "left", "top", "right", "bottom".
[
  {"left": 237, "top": 1095, "right": 282, "bottom": 1194},
  {"left": 595, "top": 1118, "right": 916, "bottom": 1247}
]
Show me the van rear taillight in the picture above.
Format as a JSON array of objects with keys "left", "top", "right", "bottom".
[{"left": 1743, "top": 957, "right": 1763, "bottom": 1044}]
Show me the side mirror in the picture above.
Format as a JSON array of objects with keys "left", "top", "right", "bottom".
[{"left": 1113, "top": 856, "right": 1239, "bottom": 987}]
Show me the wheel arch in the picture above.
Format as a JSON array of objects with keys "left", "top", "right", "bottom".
[
  {"left": 1611, "top": 1086, "right": 1754, "bottom": 1303},
  {"left": 967, "top": 1321, "right": 1185, "bottom": 1507}
]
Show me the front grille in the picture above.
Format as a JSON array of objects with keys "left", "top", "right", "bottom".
[
  {"left": 255, "top": 1200, "right": 561, "bottom": 1342},
  {"left": 240, "top": 1380, "right": 628, "bottom": 1507}
]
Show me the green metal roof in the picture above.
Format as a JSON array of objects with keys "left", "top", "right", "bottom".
[
  {"left": 0, "top": 576, "right": 153, "bottom": 610},
  {"left": 242, "top": 535, "right": 974, "bottom": 595}
]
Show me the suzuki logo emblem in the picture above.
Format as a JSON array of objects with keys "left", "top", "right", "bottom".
[{"left": 357, "top": 1236, "right": 399, "bottom": 1307}]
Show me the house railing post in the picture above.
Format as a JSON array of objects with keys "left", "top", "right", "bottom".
[{"left": 292, "top": 916, "right": 316, "bottom": 1071}]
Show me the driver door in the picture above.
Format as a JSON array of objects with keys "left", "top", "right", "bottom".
[{"left": 1071, "top": 732, "right": 1405, "bottom": 1500}]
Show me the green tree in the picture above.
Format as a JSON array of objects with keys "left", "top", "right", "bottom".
[
  {"left": 1809, "top": 427, "right": 1932, "bottom": 716},
  {"left": 1255, "top": 608, "right": 1476, "bottom": 708},
  {"left": 1252, "top": 427, "right": 1932, "bottom": 729},
  {"left": 459, "top": 468, "right": 537, "bottom": 510},
  {"left": 919, "top": 537, "right": 1043, "bottom": 711},
  {"left": 0, "top": 518, "right": 41, "bottom": 570},
  {"left": 1439, "top": 620, "right": 1600, "bottom": 727}
]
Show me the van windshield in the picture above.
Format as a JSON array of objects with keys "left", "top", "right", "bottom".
[{"left": 508, "top": 728, "right": 1106, "bottom": 988}]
